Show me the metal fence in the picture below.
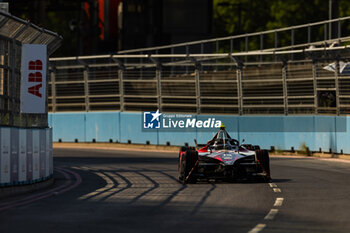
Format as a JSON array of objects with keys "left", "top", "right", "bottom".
[
  {"left": 0, "top": 11, "right": 62, "bottom": 127},
  {"left": 48, "top": 45, "right": 350, "bottom": 115},
  {"left": 48, "top": 16, "right": 350, "bottom": 115}
]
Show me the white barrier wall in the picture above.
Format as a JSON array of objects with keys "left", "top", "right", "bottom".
[
  {"left": 18, "top": 129, "right": 27, "bottom": 182},
  {"left": 32, "top": 129, "right": 40, "bottom": 181},
  {"left": 46, "top": 129, "right": 52, "bottom": 177},
  {"left": 26, "top": 129, "right": 33, "bottom": 182},
  {"left": 1, "top": 128, "right": 11, "bottom": 184},
  {"left": 11, "top": 128, "right": 19, "bottom": 183},
  {"left": 0, "top": 127, "right": 53, "bottom": 186}
]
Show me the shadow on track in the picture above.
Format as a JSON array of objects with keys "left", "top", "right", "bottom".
[{"left": 271, "top": 178, "right": 292, "bottom": 183}]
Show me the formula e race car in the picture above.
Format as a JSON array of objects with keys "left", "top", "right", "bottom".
[{"left": 178, "top": 125, "right": 271, "bottom": 183}]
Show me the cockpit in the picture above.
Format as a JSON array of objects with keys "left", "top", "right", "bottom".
[{"left": 207, "top": 125, "right": 239, "bottom": 150}]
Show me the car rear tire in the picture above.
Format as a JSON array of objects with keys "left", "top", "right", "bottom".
[
  {"left": 253, "top": 145, "right": 260, "bottom": 151},
  {"left": 256, "top": 149, "right": 271, "bottom": 182},
  {"left": 178, "top": 149, "right": 198, "bottom": 184}
]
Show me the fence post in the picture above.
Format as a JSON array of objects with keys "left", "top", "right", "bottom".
[
  {"left": 274, "top": 31, "right": 278, "bottom": 62},
  {"left": 156, "top": 66, "right": 162, "bottom": 111},
  {"left": 259, "top": 33, "right": 263, "bottom": 63},
  {"left": 312, "top": 61, "right": 318, "bottom": 114},
  {"left": 50, "top": 69, "right": 56, "bottom": 112},
  {"left": 118, "top": 69, "right": 124, "bottom": 111},
  {"left": 195, "top": 65, "right": 201, "bottom": 114},
  {"left": 10, "top": 39, "right": 16, "bottom": 126},
  {"left": 237, "top": 66, "right": 243, "bottom": 115},
  {"left": 335, "top": 60, "right": 340, "bottom": 115},
  {"left": 282, "top": 61, "right": 288, "bottom": 115},
  {"left": 291, "top": 28, "right": 295, "bottom": 60},
  {"left": 83, "top": 66, "right": 89, "bottom": 111},
  {"left": 245, "top": 36, "right": 248, "bottom": 62}
]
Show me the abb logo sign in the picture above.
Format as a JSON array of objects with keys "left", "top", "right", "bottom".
[
  {"left": 20, "top": 44, "right": 47, "bottom": 114},
  {"left": 28, "top": 60, "right": 43, "bottom": 98}
]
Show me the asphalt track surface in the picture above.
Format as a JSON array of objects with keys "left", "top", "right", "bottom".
[{"left": 1, "top": 148, "right": 350, "bottom": 233}]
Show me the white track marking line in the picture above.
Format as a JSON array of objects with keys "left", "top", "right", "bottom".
[
  {"left": 274, "top": 197, "right": 284, "bottom": 207},
  {"left": 247, "top": 183, "right": 284, "bottom": 233},
  {"left": 264, "top": 209, "right": 279, "bottom": 220},
  {"left": 273, "top": 188, "right": 281, "bottom": 192},
  {"left": 248, "top": 224, "right": 266, "bottom": 233}
]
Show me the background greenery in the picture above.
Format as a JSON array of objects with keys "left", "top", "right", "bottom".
[
  {"left": 213, "top": 0, "right": 350, "bottom": 51},
  {"left": 10, "top": 0, "right": 350, "bottom": 56}
]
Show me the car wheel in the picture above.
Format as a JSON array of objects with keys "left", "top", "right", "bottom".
[
  {"left": 256, "top": 149, "right": 271, "bottom": 181},
  {"left": 178, "top": 153, "right": 186, "bottom": 182},
  {"left": 253, "top": 145, "right": 260, "bottom": 151},
  {"left": 183, "top": 150, "right": 198, "bottom": 184},
  {"left": 261, "top": 150, "right": 271, "bottom": 181}
]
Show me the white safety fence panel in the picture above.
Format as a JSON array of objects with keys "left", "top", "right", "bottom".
[
  {"left": 18, "top": 129, "right": 27, "bottom": 182},
  {"left": 32, "top": 129, "right": 40, "bottom": 180},
  {"left": 45, "top": 128, "right": 51, "bottom": 177},
  {"left": 11, "top": 128, "right": 19, "bottom": 183},
  {"left": 26, "top": 129, "right": 33, "bottom": 181},
  {"left": 39, "top": 129, "right": 46, "bottom": 178},
  {"left": 0, "top": 127, "right": 53, "bottom": 185},
  {"left": 49, "top": 128, "right": 53, "bottom": 175},
  {"left": 1, "top": 128, "right": 11, "bottom": 184}
]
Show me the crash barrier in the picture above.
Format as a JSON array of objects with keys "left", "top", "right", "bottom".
[
  {"left": 49, "top": 111, "right": 349, "bottom": 154},
  {"left": 0, "top": 127, "right": 53, "bottom": 187}
]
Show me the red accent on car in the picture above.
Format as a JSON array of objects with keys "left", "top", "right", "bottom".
[{"left": 197, "top": 146, "right": 208, "bottom": 153}]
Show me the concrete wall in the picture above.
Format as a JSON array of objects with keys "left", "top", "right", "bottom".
[
  {"left": 0, "top": 127, "right": 52, "bottom": 186},
  {"left": 49, "top": 112, "right": 349, "bottom": 154}
]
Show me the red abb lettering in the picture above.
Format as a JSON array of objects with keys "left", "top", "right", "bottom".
[
  {"left": 27, "top": 59, "right": 43, "bottom": 98},
  {"left": 28, "top": 84, "right": 42, "bottom": 98},
  {"left": 28, "top": 60, "right": 42, "bottom": 70},
  {"left": 28, "top": 72, "right": 42, "bottom": 82}
]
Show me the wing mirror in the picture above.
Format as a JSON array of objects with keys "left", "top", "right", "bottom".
[
  {"left": 239, "top": 139, "right": 245, "bottom": 146},
  {"left": 238, "top": 139, "right": 245, "bottom": 151}
]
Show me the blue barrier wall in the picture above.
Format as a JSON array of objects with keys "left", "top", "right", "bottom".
[{"left": 49, "top": 112, "right": 350, "bottom": 153}]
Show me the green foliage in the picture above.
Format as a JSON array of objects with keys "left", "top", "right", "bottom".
[
  {"left": 299, "top": 142, "right": 310, "bottom": 156},
  {"left": 45, "top": 11, "right": 78, "bottom": 57},
  {"left": 214, "top": 0, "right": 272, "bottom": 51},
  {"left": 10, "top": 1, "right": 80, "bottom": 57},
  {"left": 214, "top": 0, "right": 350, "bottom": 51}
]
